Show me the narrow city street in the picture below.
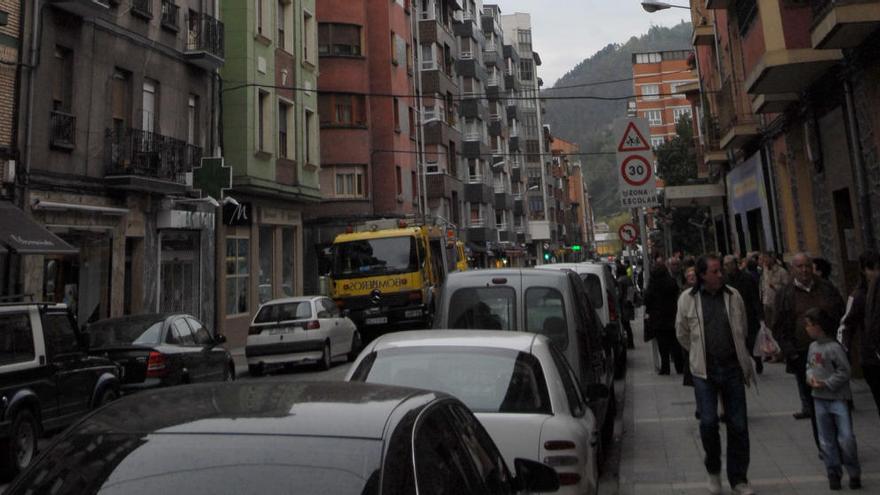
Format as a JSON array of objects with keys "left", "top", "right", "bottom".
[{"left": 613, "top": 311, "right": 880, "bottom": 494}]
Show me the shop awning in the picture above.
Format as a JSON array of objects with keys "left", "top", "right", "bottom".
[{"left": 0, "top": 202, "right": 78, "bottom": 255}]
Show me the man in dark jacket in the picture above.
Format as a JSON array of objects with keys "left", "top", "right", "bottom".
[
  {"left": 724, "top": 255, "right": 763, "bottom": 374},
  {"left": 773, "top": 253, "right": 845, "bottom": 422},
  {"left": 861, "top": 257, "right": 880, "bottom": 418},
  {"left": 645, "top": 256, "right": 684, "bottom": 374}
]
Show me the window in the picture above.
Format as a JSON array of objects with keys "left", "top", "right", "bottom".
[
  {"left": 408, "top": 107, "right": 416, "bottom": 138},
  {"left": 111, "top": 69, "right": 132, "bottom": 135},
  {"left": 42, "top": 312, "right": 79, "bottom": 356},
  {"left": 281, "top": 227, "right": 295, "bottom": 297},
  {"left": 187, "top": 94, "right": 199, "bottom": 145},
  {"left": 170, "top": 318, "right": 195, "bottom": 345},
  {"left": 634, "top": 52, "right": 661, "bottom": 64},
  {"left": 406, "top": 42, "right": 413, "bottom": 73},
  {"left": 669, "top": 82, "right": 688, "bottom": 98},
  {"left": 186, "top": 317, "right": 213, "bottom": 345},
  {"left": 641, "top": 84, "right": 659, "bottom": 100},
  {"left": 303, "top": 11, "right": 315, "bottom": 63},
  {"left": 448, "top": 286, "right": 516, "bottom": 330},
  {"left": 257, "top": 90, "right": 270, "bottom": 152},
  {"left": 411, "top": 171, "right": 418, "bottom": 201},
  {"left": 519, "top": 59, "right": 534, "bottom": 81},
  {"left": 259, "top": 227, "right": 274, "bottom": 304},
  {"left": 318, "top": 23, "right": 362, "bottom": 56},
  {"left": 334, "top": 165, "right": 365, "bottom": 198},
  {"left": 226, "top": 237, "right": 249, "bottom": 315},
  {"left": 305, "top": 108, "right": 315, "bottom": 163},
  {"left": 0, "top": 313, "right": 35, "bottom": 366},
  {"left": 52, "top": 46, "right": 73, "bottom": 112},
  {"left": 644, "top": 109, "right": 662, "bottom": 126},
  {"left": 318, "top": 93, "right": 366, "bottom": 127},
  {"left": 391, "top": 32, "right": 406, "bottom": 67},
  {"left": 393, "top": 98, "right": 401, "bottom": 131},
  {"left": 673, "top": 106, "right": 692, "bottom": 123},
  {"left": 525, "top": 287, "right": 567, "bottom": 350},
  {"left": 736, "top": 0, "right": 758, "bottom": 35},
  {"left": 396, "top": 166, "right": 403, "bottom": 195},
  {"left": 278, "top": 100, "right": 293, "bottom": 158},
  {"left": 420, "top": 43, "right": 436, "bottom": 70},
  {"left": 255, "top": 0, "right": 269, "bottom": 38},
  {"left": 142, "top": 79, "right": 158, "bottom": 133},
  {"left": 651, "top": 136, "right": 665, "bottom": 148},
  {"left": 277, "top": 0, "right": 292, "bottom": 52}
]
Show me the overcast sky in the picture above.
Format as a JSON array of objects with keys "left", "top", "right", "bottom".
[{"left": 493, "top": 0, "right": 690, "bottom": 86}]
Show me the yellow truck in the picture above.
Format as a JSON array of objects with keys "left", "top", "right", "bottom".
[{"left": 330, "top": 221, "right": 451, "bottom": 339}]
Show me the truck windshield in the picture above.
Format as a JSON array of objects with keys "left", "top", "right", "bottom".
[{"left": 333, "top": 236, "right": 418, "bottom": 279}]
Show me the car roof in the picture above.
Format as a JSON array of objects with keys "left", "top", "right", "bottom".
[
  {"left": 369, "top": 330, "right": 539, "bottom": 353},
  {"left": 260, "top": 296, "right": 323, "bottom": 305},
  {"left": 446, "top": 268, "right": 569, "bottom": 283},
  {"left": 87, "top": 313, "right": 186, "bottom": 326},
  {"left": 77, "top": 381, "right": 440, "bottom": 440},
  {"left": 536, "top": 263, "right": 604, "bottom": 274}
]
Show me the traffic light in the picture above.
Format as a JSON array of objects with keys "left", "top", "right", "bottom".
[
  {"left": 543, "top": 251, "right": 551, "bottom": 261},
  {"left": 571, "top": 245, "right": 582, "bottom": 252}
]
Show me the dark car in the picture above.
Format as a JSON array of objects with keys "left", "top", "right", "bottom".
[
  {"left": 86, "top": 314, "right": 234, "bottom": 391},
  {"left": 6, "top": 381, "right": 559, "bottom": 495},
  {"left": 433, "top": 269, "right": 617, "bottom": 461},
  {"left": 0, "top": 302, "right": 120, "bottom": 477}
]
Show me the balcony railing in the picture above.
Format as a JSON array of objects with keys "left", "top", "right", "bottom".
[
  {"left": 105, "top": 127, "right": 201, "bottom": 182},
  {"left": 460, "top": 50, "right": 474, "bottom": 60},
  {"left": 50, "top": 110, "right": 76, "bottom": 149},
  {"left": 161, "top": 1, "right": 179, "bottom": 30},
  {"left": 717, "top": 76, "right": 758, "bottom": 135},
  {"left": 468, "top": 173, "right": 484, "bottom": 184},
  {"left": 487, "top": 75, "right": 501, "bottom": 87},
  {"left": 186, "top": 12, "right": 225, "bottom": 59}
]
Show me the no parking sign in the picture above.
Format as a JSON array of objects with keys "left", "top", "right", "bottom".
[
  {"left": 615, "top": 118, "right": 659, "bottom": 208},
  {"left": 618, "top": 223, "right": 639, "bottom": 244}
]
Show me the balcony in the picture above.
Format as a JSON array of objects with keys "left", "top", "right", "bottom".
[
  {"left": 693, "top": 24, "right": 715, "bottom": 46},
  {"left": 744, "top": 48, "right": 842, "bottom": 96},
  {"left": 161, "top": 1, "right": 180, "bottom": 31},
  {"left": 495, "top": 192, "right": 514, "bottom": 211},
  {"left": 467, "top": 224, "right": 496, "bottom": 243},
  {"left": 811, "top": 0, "right": 880, "bottom": 49},
  {"left": 185, "top": 13, "right": 225, "bottom": 71},
  {"left": 705, "top": 0, "right": 729, "bottom": 8},
  {"left": 465, "top": 181, "right": 493, "bottom": 204},
  {"left": 717, "top": 77, "right": 760, "bottom": 150},
  {"left": 104, "top": 127, "right": 199, "bottom": 194},
  {"left": 50, "top": 111, "right": 76, "bottom": 151},
  {"left": 48, "top": 0, "right": 110, "bottom": 17},
  {"left": 426, "top": 171, "right": 463, "bottom": 200}
]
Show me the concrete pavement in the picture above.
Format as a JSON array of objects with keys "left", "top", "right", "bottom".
[{"left": 615, "top": 317, "right": 880, "bottom": 494}]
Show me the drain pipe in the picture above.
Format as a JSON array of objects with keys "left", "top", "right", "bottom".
[
  {"left": 843, "top": 77, "right": 875, "bottom": 251},
  {"left": 21, "top": 0, "right": 44, "bottom": 207}
]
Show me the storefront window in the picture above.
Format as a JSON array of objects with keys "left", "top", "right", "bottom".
[
  {"left": 282, "top": 228, "right": 295, "bottom": 297},
  {"left": 226, "top": 237, "right": 249, "bottom": 315},
  {"left": 160, "top": 232, "right": 200, "bottom": 315},
  {"left": 259, "top": 227, "right": 274, "bottom": 304}
]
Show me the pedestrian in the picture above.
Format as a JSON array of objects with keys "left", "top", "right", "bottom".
[
  {"left": 772, "top": 252, "right": 845, "bottom": 427},
  {"left": 760, "top": 252, "right": 789, "bottom": 335},
  {"left": 857, "top": 251, "right": 880, "bottom": 417},
  {"left": 805, "top": 307, "right": 862, "bottom": 491},
  {"left": 724, "top": 255, "right": 764, "bottom": 374},
  {"left": 645, "top": 256, "right": 684, "bottom": 375},
  {"left": 676, "top": 255, "right": 756, "bottom": 495},
  {"left": 813, "top": 257, "right": 833, "bottom": 281},
  {"left": 617, "top": 261, "right": 636, "bottom": 349},
  {"left": 669, "top": 256, "right": 685, "bottom": 290}
]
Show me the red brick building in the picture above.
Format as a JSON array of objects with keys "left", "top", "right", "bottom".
[{"left": 631, "top": 50, "right": 698, "bottom": 149}]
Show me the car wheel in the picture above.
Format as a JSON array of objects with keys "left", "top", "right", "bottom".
[
  {"left": 248, "top": 363, "right": 264, "bottom": 377},
  {"left": 320, "top": 342, "right": 332, "bottom": 371},
  {"left": 347, "top": 332, "right": 362, "bottom": 363},
  {"left": 95, "top": 388, "right": 119, "bottom": 408},
  {"left": 3, "top": 409, "right": 39, "bottom": 477}
]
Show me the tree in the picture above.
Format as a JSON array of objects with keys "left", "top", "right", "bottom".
[{"left": 656, "top": 114, "right": 697, "bottom": 187}]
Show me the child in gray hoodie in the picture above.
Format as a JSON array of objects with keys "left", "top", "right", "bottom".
[{"left": 805, "top": 307, "right": 861, "bottom": 491}]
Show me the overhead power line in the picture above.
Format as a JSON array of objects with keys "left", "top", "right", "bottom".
[{"left": 544, "top": 69, "right": 694, "bottom": 91}]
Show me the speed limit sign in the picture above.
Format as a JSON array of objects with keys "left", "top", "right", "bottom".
[
  {"left": 615, "top": 118, "right": 659, "bottom": 208},
  {"left": 618, "top": 223, "right": 639, "bottom": 244}
]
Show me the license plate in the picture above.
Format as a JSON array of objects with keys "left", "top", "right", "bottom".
[
  {"left": 404, "top": 310, "right": 422, "bottom": 319},
  {"left": 269, "top": 327, "right": 292, "bottom": 335},
  {"left": 365, "top": 317, "right": 388, "bottom": 325}
]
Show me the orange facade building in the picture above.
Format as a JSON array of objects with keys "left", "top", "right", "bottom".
[{"left": 630, "top": 50, "right": 699, "bottom": 148}]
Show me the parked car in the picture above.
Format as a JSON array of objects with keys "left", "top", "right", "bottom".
[
  {"left": 245, "top": 296, "right": 360, "bottom": 376},
  {"left": 347, "top": 330, "right": 600, "bottom": 494},
  {"left": 5, "top": 381, "right": 559, "bottom": 495},
  {"left": 433, "top": 268, "right": 617, "bottom": 461},
  {"left": 86, "top": 313, "right": 234, "bottom": 391},
  {"left": 0, "top": 302, "right": 120, "bottom": 477},
  {"left": 537, "top": 262, "right": 628, "bottom": 378}
]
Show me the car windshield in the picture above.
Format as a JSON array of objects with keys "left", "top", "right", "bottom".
[
  {"left": 447, "top": 287, "right": 516, "bottom": 330},
  {"left": 358, "top": 347, "right": 551, "bottom": 414},
  {"left": 87, "top": 317, "right": 164, "bottom": 347},
  {"left": 254, "top": 301, "right": 313, "bottom": 323},
  {"left": 332, "top": 236, "right": 418, "bottom": 279},
  {"left": 8, "top": 433, "right": 382, "bottom": 495}
]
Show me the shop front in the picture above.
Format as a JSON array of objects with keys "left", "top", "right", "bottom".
[{"left": 726, "top": 152, "right": 776, "bottom": 255}]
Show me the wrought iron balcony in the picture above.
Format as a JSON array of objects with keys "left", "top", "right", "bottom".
[
  {"left": 50, "top": 111, "right": 76, "bottom": 150},
  {"left": 185, "top": 12, "right": 225, "bottom": 70},
  {"left": 104, "top": 127, "right": 201, "bottom": 193}
]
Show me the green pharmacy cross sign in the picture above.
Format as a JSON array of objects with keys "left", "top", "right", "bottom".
[{"left": 193, "top": 157, "right": 231, "bottom": 201}]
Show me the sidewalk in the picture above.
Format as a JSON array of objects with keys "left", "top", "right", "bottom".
[{"left": 617, "top": 318, "right": 880, "bottom": 494}]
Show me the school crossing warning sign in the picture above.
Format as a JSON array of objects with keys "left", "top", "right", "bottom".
[{"left": 614, "top": 118, "right": 659, "bottom": 208}]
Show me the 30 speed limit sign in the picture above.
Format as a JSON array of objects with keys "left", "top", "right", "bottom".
[
  {"left": 615, "top": 118, "right": 659, "bottom": 208},
  {"left": 618, "top": 223, "right": 639, "bottom": 244}
]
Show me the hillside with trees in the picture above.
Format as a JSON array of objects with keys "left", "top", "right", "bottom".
[{"left": 542, "top": 22, "right": 693, "bottom": 219}]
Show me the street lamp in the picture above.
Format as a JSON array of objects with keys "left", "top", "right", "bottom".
[{"left": 641, "top": 1, "right": 690, "bottom": 13}]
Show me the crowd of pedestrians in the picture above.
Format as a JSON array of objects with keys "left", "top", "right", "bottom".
[{"left": 621, "top": 248, "right": 880, "bottom": 494}]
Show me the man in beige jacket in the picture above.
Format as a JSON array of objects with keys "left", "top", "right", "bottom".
[{"left": 677, "top": 255, "right": 756, "bottom": 495}]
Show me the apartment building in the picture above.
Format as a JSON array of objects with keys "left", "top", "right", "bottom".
[
  {"left": 685, "top": 0, "right": 880, "bottom": 294},
  {"left": 500, "top": 12, "right": 548, "bottom": 264},
  {"left": 8, "top": 0, "right": 223, "bottom": 329},
  {"left": 631, "top": 50, "right": 699, "bottom": 148},
  {"left": 0, "top": 0, "right": 18, "bottom": 203},
  {"left": 220, "top": 0, "right": 321, "bottom": 346}
]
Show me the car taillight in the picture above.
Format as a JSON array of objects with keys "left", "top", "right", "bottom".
[
  {"left": 248, "top": 326, "right": 262, "bottom": 335},
  {"left": 146, "top": 351, "right": 168, "bottom": 377},
  {"left": 544, "top": 440, "right": 576, "bottom": 450},
  {"left": 608, "top": 291, "right": 618, "bottom": 322},
  {"left": 557, "top": 472, "right": 582, "bottom": 486},
  {"left": 304, "top": 320, "right": 320, "bottom": 330}
]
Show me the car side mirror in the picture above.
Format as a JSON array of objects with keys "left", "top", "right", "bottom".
[
  {"left": 215, "top": 334, "right": 227, "bottom": 344},
  {"left": 513, "top": 458, "right": 559, "bottom": 493}
]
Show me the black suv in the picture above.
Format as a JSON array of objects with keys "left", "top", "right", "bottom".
[{"left": 0, "top": 302, "right": 120, "bottom": 477}]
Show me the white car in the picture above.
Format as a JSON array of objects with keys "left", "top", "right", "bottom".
[
  {"left": 245, "top": 296, "right": 360, "bottom": 376},
  {"left": 346, "top": 330, "right": 599, "bottom": 495}
]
